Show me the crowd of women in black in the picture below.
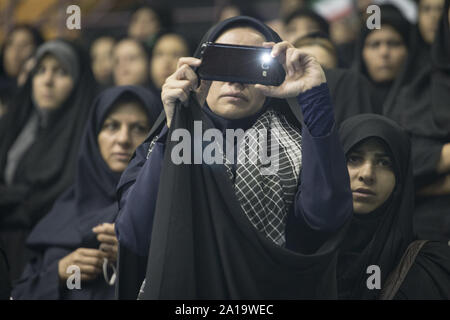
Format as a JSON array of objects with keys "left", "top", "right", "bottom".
[{"left": 0, "top": 0, "right": 449, "bottom": 300}]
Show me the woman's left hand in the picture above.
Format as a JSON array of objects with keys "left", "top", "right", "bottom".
[
  {"left": 92, "top": 223, "right": 118, "bottom": 262},
  {"left": 255, "top": 41, "right": 326, "bottom": 98}
]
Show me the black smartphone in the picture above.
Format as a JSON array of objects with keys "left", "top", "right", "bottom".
[{"left": 197, "top": 42, "right": 285, "bottom": 86}]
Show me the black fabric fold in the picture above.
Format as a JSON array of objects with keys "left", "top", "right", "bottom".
[{"left": 141, "top": 94, "right": 346, "bottom": 299}]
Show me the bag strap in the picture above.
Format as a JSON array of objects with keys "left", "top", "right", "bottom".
[{"left": 379, "top": 240, "right": 429, "bottom": 300}]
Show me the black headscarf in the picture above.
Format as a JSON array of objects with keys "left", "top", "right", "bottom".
[
  {"left": 392, "top": 0, "right": 450, "bottom": 159},
  {"left": 284, "top": 8, "right": 330, "bottom": 36},
  {"left": 352, "top": 4, "right": 411, "bottom": 114},
  {"left": 391, "top": 0, "right": 450, "bottom": 242},
  {"left": 0, "top": 39, "right": 98, "bottom": 230},
  {"left": 383, "top": 1, "right": 446, "bottom": 122},
  {"left": 117, "top": 16, "right": 347, "bottom": 299},
  {"left": 338, "top": 114, "right": 415, "bottom": 299},
  {"left": 0, "top": 25, "right": 44, "bottom": 114},
  {"left": 324, "top": 68, "right": 377, "bottom": 125},
  {"left": 26, "top": 86, "right": 161, "bottom": 250}
]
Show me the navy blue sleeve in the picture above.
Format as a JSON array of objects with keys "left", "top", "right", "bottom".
[
  {"left": 115, "top": 127, "right": 168, "bottom": 256},
  {"left": 298, "top": 82, "right": 335, "bottom": 137},
  {"left": 293, "top": 84, "right": 352, "bottom": 233},
  {"left": 12, "top": 247, "right": 69, "bottom": 299}
]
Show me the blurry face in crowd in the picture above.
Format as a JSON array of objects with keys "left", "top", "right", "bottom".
[
  {"left": 150, "top": 34, "right": 189, "bottom": 89},
  {"left": 113, "top": 39, "right": 149, "bottom": 86},
  {"left": 128, "top": 7, "right": 161, "bottom": 41},
  {"left": 206, "top": 27, "right": 267, "bottom": 120},
  {"left": 32, "top": 55, "right": 74, "bottom": 110},
  {"left": 362, "top": 25, "right": 407, "bottom": 83},
  {"left": 3, "top": 28, "right": 37, "bottom": 78},
  {"left": 330, "top": 18, "right": 358, "bottom": 45},
  {"left": 347, "top": 138, "right": 396, "bottom": 214},
  {"left": 98, "top": 102, "right": 150, "bottom": 173},
  {"left": 285, "top": 16, "right": 320, "bottom": 43},
  {"left": 218, "top": 5, "right": 241, "bottom": 21},
  {"left": 418, "top": 0, "right": 445, "bottom": 44},
  {"left": 280, "top": 0, "right": 305, "bottom": 17},
  {"left": 357, "top": 0, "right": 373, "bottom": 14},
  {"left": 296, "top": 45, "right": 337, "bottom": 69},
  {"left": 91, "top": 37, "right": 115, "bottom": 85}
]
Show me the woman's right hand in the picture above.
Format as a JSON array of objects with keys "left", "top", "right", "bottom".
[
  {"left": 161, "top": 57, "right": 211, "bottom": 128},
  {"left": 58, "top": 248, "right": 107, "bottom": 283}
]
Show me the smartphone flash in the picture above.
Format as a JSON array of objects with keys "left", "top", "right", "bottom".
[{"left": 261, "top": 53, "right": 272, "bottom": 63}]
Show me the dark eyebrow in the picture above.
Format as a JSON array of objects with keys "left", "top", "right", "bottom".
[
  {"left": 374, "top": 153, "right": 390, "bottom": 158},
  {"left": 105, "top": 116, "right": 148, "bottom": 125},
  {"left": 349, "top": 149, "right": 390, "bottom": 158}
]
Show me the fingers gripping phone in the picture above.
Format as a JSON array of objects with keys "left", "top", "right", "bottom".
[{"left": 197, "top": 42, "right": 285, "bottom": 86}]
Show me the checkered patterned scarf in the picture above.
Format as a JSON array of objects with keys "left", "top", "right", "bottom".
[{"left": 223, "top": 109, "right": 302, "bottom": 247}]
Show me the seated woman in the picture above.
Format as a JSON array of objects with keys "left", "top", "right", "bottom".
[
  {"left": 0, "top": 40, "right": 97, "bottom": 282},
  {"left": 11, "top": 86, "right": 161, "bottom": 300},
  {"left": 352, "top": 4, "right": 410, "bottom": 115},
  {"left": 395, "top": 0, "right": 450, "bottom": 243},
  {"left": 338, "top": 114, "right": 450, "bottom": 299}
]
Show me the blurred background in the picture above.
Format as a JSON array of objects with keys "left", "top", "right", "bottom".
[{"left": 0, "top": 0, "right": 417, "bottom": 46}]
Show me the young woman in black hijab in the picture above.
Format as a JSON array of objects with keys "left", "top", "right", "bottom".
[
  {"left": 0, "top": 40, "right": 97, "bottom": 282},
  {"left": 11, "top": 86, "right": 161, "bottom": 300},
  {"left": 352, "top": 4, "right": 411, "bottom": 115},
  {"left": 338, "top": 114, "right": 450, "bottom": 299},
  {"left": 115, "top": 16, "right": 353, "bottom": 299},
  {"left": 393, "top": 0, "right": 450, "bottom": 243}
]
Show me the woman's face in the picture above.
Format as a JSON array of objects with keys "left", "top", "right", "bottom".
[
  {"left": 97, "top": 102, "right": 150, "bottom": 173},
  {"left": 128, "top": 7, "right": 160, "bottom": 41},
  {"left": 32, "top": 55, "right": 74, "bottom": 110},
  {"left": 362, "top": 25, "right": 407, "bottom": 83},
  {"left": 347, "top": 138, "right": 396, "bottom": 214},
  {"left": 206, "top": 27, "right": 267, "bottom": 120},
  {"left": 3, "top": 28, "right": 37, "bottom": 78},
  {"left": 113, "top": 39, "right": 149, "bottom": 86},
  {"left": 418, "top": 0, "right": 445, "bottom": 44},
  {"left": 150, "top": 34, "right": 189, "bottom": 90},
  {"left": 91, "top": 37, "right": 115, "bottom": 85}
]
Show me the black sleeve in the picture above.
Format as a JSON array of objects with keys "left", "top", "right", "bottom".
[{"left": 410, "top": 134, "right": 446, "bottom": 188}]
